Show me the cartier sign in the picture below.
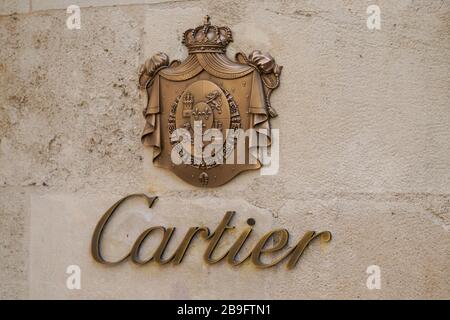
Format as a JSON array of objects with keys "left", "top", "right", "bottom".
[
  {"left": 91, "top": 194, "right": 332, "bottom": 269},
  {"left": 91, "top": 17, "right": 331, "bottom": 269}
]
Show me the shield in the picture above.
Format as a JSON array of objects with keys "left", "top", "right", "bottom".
[{"left": 139, "top": 16, "right": 282, "bottom": 187}]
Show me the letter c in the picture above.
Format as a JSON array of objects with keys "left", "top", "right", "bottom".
[{"left": 91, "top": 193, "right": 158, "bottom": 265}]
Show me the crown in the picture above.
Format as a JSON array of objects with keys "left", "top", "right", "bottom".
[{"left": 182, "top": 16, "right": 233, "bottom": 53}]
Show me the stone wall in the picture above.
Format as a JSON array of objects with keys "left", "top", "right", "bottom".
[{"left": 0, "top": 0, "right": 449, "bottom": 299}]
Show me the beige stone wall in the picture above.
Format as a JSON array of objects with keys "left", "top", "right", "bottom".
[{"left": 1, "top": 0, "right": 449, "bottom": 299}]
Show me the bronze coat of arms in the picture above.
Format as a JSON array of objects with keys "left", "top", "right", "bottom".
[{"left": 139, "top": 16, "right": 282, "bottom": 187}]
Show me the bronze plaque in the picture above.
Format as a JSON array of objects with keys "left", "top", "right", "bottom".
[{"left": 139, "top": 16, "right": 282, "bottom": 187}]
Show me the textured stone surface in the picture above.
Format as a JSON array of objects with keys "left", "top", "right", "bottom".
[
  {"left": 0, "top": 187, "right": 29, "bottom": 299},
  {"left": 0, "top": 1, "right": 178, "bottom": 15},
  {"left": 30, "top": 0, "right": 177, "bottom": 12},
  {"left": 0, "top": 0, "right": 449, "bottom": 299},
  {"left": 0, "top": 0, "right": 30, "bottom": 15}
]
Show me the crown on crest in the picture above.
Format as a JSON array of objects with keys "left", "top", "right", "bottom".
[{"left": 182, "top": 16, "right": 233, "bottom": 53}]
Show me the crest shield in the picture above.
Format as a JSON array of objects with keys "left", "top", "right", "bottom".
[{"left": 139, "top": 16, "right": 282, "bottom": 187}]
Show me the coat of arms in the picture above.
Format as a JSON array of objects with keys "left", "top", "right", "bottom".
[{"left": 139, "top": 16, "right": 282, "bottom": 187}]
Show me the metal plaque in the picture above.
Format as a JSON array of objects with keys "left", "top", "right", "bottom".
[{"left": 139, "top": 16, "right": 282, "bottom": 187}]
